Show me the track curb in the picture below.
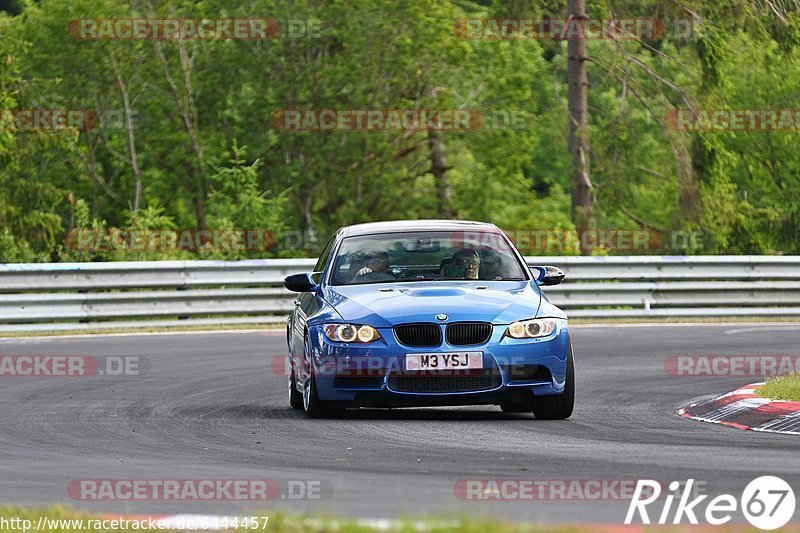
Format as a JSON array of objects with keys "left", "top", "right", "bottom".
[{"left": 677, "top": 383, "right": 800, "bottom": 435}]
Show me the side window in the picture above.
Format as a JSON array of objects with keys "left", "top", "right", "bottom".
[{"left": 313, "top": 236, "right": 335, "bottom": 274}]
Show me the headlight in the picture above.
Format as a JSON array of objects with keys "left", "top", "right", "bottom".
[
  {"left": 505, "top": 318, "right": 557, "bottom": 339},
  {"left": 323, "top": 324, "right": 381, "bottom": 343}
]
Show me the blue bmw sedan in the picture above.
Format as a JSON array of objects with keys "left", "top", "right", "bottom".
[{"left": 284, "top": 220, "right": 573, "bottom": 419}]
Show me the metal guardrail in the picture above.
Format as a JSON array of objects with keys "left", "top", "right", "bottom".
[{"left": 0, "top": 256, "right": 799, "bottom": 332}]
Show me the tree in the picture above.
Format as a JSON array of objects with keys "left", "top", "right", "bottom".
[{"left": 567, "top": 0, "right": 594, "bottom": 255}]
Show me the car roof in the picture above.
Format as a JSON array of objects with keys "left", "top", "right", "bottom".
[{"left": 337, "top": 219, "right": 499, "bottom": 238}]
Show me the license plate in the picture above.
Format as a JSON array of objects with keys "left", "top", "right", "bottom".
[{"left": 405, "top": 352, "right": 483, "bottom": 371}]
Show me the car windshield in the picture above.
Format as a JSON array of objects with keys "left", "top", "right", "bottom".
[{"left": 330, "top": 231, "right": 528, "bottom": 285}]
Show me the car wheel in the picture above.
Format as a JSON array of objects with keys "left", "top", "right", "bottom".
[
  {"left": 288, "top": 361, "right": 303, "bottom": 410},
  {"left": 532, "top": 339, "right": 574, "bottom": 420},
  {"left": 301, "top": 336, "right": 339, "bottom": 418},
  {"left": 500, "top": 391, "right": 534, "bottom": 413},
  {"left": 500, "top": 400, "right": 533, "bottom": 413},
  {"left": 302, "top": 371, "right": 342, "bottom": 418}
]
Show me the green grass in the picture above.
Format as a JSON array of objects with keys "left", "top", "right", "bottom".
[
  {"left": 757, "top": 373, "right": 800, "bottom": 401},
  {"left": 0, "top": 506, "right": 794, "bottom": 532}
]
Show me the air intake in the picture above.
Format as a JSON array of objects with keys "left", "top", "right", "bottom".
[
  {"left": 445, "top": 322, "right": 492, "bottom": 346},
  {"left": 394, "top": 323, "right": 442, "bottom": 347}
]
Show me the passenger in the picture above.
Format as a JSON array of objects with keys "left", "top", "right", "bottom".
[
  {"left": 354, "top": 251, "right": 390, "bottom": 278},
  {"left": 480, "top": 249, "right": 503, "bottom": 279}
]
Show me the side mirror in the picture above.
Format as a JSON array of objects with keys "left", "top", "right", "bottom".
[
  {"left": 284, "top": 272, "right": 320, "bottom": 292},
  {"left": 534, "top": 265, "right": 565, "bottom": 286}
]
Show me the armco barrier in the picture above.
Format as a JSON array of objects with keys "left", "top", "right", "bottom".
[{"left": 0, "top": 256, "right": 798, "bottom": 332}]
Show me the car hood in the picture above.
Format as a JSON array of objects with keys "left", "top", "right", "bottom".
[{"left": 323, "top": 280, "right": 542, "bottom": 327}]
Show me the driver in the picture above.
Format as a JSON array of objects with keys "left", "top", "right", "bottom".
[
  {"left": 354, "top": 251, "right": 390, "bottom": 278},
  {"left": 451, "top": 249, "right": 481, "bottom": 280}
]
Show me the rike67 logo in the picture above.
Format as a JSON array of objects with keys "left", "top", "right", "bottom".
[{"left": 626, "top": 477, "right": 796, "bottom": 530}]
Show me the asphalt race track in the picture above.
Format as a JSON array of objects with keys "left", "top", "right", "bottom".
[{"left": 1, "top": 324, "right": 798, "bottom": 524}]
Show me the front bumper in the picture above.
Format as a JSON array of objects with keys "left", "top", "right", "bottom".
[{"left": 304, "top": 320, "right": 570, "bottom": 406}]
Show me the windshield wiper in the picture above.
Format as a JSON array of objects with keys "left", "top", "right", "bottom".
[{"left": 392, "top": 275, "right": 461, "bottom": 282}]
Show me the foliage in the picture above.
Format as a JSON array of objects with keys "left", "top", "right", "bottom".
[
  {"left": 0, "top": 0, "right": 798, "bottom": 262},
  {"left": 757, "top": 373, "right": 800, "bottom": 402}
]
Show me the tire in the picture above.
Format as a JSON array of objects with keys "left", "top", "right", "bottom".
[
  {"left": 532, "top": 340, "right": 574, "bottom": 420},
  {"left": 303, "top": 371, "right": 342, "bottom": 418},
  {"left": 288, "top": 363, "right": 303, "bottom": 410},
  {"left": 500, "top": 391, "right": 534, "bottom": 413},
  {"left": 500, "top": 402, "right": 532, "bottom": 413},
  {"left": 301, "top": 336, "right": 340, "bottom": 418}
]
